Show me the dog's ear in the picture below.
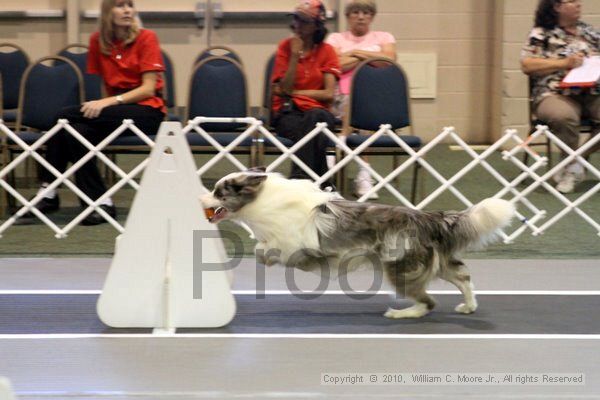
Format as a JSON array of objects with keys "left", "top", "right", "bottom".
[
  {"left": 247, "top": 166, "right": 267, "bottom": 173},
  {"left": 240, "top": 174, "right": 267, "bottom": 195}
]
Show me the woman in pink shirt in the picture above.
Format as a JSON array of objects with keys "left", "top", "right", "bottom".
[{"left": 326, "top": 0, "right": 396, "bottom": 199}]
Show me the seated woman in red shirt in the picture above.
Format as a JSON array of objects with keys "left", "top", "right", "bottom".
[
  {"left": 271, "top": 0, "right": 340, "bottom": 188},
  {"left": 29, "top": 0, "right": 166, "bottom": 225}
]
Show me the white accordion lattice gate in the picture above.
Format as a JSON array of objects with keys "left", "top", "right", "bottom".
[{"left": 0, "top": 117, "right": 598, "bottom": 241}]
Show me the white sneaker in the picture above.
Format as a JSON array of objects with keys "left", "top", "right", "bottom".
[
  {"left": 354, "top": 176, "right": 379, "bottom": 199},
  {"left": 326, "top": 155, "right": 336, "bottom": 170},
  {"left": 552, "top": 169, "right": 565, "bottom": 184},
  {"left": 555, "top": 160, "right": 585, "bottom": 181},
  {"left": 556, "top": 170, "right": 583, "bottom": 194}
]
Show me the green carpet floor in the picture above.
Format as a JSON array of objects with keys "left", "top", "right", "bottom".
[{"left": 1, "top": 146, "right": 598, "bottom": 259}]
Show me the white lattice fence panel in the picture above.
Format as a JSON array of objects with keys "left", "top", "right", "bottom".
[
  {"left": 0, "top": 118, "right": 597, "bottom": 241},
  {"left": 503, "top": 125, "right": 600, "bottom": 237},
  {"left": 0, "top": 119, "right": 154, "bottom": 237}
]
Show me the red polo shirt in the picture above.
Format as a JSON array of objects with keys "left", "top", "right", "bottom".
[
  {"left": 271, "top": 38, "right": 340, "bottom": 112},
  {"left": 88, "top": 29, "right": 166, "bottom": 113}
]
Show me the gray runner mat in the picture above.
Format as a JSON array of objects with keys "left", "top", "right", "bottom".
[{"left": 1, "top": 294, "right": 599, "bottom": 334}]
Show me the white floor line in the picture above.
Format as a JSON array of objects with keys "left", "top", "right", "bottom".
[
  {"left": 234, "top": 290, "right": 600, "bottom": 296},
  {"left": 0, "top": 333, "right": 599, "bottom": 340},
  {"left": 152, "top": 328, "right": 176, "bottom": 335},
  {"left": 1, "top": 289, "right": 600, "bottom": 295},
  {"left": 14, "top": 391, "right": 324, "bottom": 399},
  {"left": 12, "top": 393, "right": 600, "bottom": 400},
  {"left": 0, "top": 290, "right": 102, "bottom": 295}
]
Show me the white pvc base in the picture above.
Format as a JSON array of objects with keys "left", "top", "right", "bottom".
[
  {"left": 0, "top": 377, "right": 16, "bottom": 400},
  {"left": 97, "top": 122, "right": 236, "bottom": 328}
]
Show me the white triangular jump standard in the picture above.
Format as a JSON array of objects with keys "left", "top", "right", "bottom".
[
  {"left": 97, "top": 122, "right": 236, "bottom": 328},
  {"left": 0, "top": 377, "right": 16, "bottom": 400}
]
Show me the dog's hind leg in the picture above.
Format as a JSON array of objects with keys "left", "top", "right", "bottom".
[
  {"left": 440, "top": 258, "right": 477, "bottom": 314},
  {"left": 383, "top": 254, "right": 437, "bottom": 319}
]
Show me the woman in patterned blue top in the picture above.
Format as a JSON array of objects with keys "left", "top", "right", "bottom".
[{"left": 521, "top": 0, "right": 599, "bottom": 193}]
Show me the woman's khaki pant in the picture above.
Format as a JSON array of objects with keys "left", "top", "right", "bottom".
[{"left": 535, "top": 93, "right": 600, "bottom": 157}]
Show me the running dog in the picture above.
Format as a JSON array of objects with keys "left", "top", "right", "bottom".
[{"left": 200, "top": 169, "right": 515, "bottom": 319}]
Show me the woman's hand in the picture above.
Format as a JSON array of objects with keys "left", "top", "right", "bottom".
[
  {"left": 272, "top": 83, "right": 283, "bottom": 97},
  {"left": 564, "top": 54, "right": 584, "bottom": 70},
  {"left": 348, "top": 50, "right": 368, "bottom": 60},
  {"left": 341, "top": 50, "right": 357, "bottom": 58},
  {"left": 80, "top": 97, "right": 115, "bottom": 119},
  {"left": 290, "top": 36, "right": 303, "bottom": 56},
  {"left": 279, "top": 36, "right": 304, "bottom": 95},
  {"left": 79, "top": 72, "right": 159, "bottom": 119}
]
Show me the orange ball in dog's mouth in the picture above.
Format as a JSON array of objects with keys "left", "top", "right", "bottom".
[
  {"left": 204, "top": 207, "right": 215, "bottom": 220},
  {"left": 204, "top": 206, "right": 228, "bottom": 223}
]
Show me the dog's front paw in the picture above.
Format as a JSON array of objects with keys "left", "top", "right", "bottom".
[
  {"left": 256, "top": 253, "right": 279, "bottom": 267},
  {"left": 264, "top": 256, "right": 279, "bottom": 267},
  {"left": 455, "top": 303, "right": 477, "bottom": 314},
  {"left": 255, "top": 243, "right": 280, "bottom": 266}
]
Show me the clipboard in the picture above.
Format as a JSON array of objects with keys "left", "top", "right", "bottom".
[{"left": 559, "top": 56, "right": 600, "bottom": 88}]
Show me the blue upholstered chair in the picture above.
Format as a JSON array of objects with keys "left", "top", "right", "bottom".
[
  {"left": 3, "top": 56, "right": 83, "bottom": 211},
  {"left": 57, "top": 44, "right": 102, "bottom": 102},
  {"left": 344, "top": 57, "right": 423, "bottom": 203},
  {"left": 194, "top": 45, "right": 242, "bottom": 68},
  {"left": 256, "top": 52, "right": 294, "bottom": 164},
  {"left": 261, "top": 52, "right": 276, "bottom": 128},
  {"left": 160, "top": 49, "right": 181, "bottom": 122},
  {"left": 0, "top": 43, "right": 30, "bottom": 126},
  {"left": 186, "top": 55, "right": 256, "bottom": 165},
  {"left": 13, "top": 56, "right": 83, "bottom": 143},
  {"left": 105, "top": 53, "right": 255, "bottom": 182}
]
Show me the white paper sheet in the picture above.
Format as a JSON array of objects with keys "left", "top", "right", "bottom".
[{"left": 562, "top": 56, "right": 600, "bottom": 85}]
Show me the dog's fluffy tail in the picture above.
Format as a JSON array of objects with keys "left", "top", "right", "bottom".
[
  {"left": 458, "top": 198, "right": 515, "bottom": 248},
  {"left": 468, "top": 198, "right": 515, "bottom": 235}
]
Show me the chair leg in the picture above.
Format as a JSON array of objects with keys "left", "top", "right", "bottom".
[
  {"left": 393, "top": 155, "right": 400, "bottom": 186},
  {"left": 338, "top": 147, "right": 346, "bottom": 194},
  {"left": 0, "top": 146, "right": 6, "bottom": 217},
  {"left": 523, "top": 127, "right": 536, "bottom": 167},
  {"left": 334, "top": 146, "right": 343, "bottom": 192},
  {"left": 410, "top": 162, "right": 421, "bottom": 205},
  {"left": 256, "top": 141, "right": 265, "bottom": 167},
  {"left": 249, "top": 146, "right": 256, "bottom": 168},
  {"left": 0, "top": 189, "right": 4, "bottom": 218},
  {"left": 6, "top": 149, "right": 17, "bottom": 212},
  {"left": 24, "top": 158, "right": 32, "bottom": 187},
  {"left": 546, "top": 136, "right": 552, "bottom": 169}
]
